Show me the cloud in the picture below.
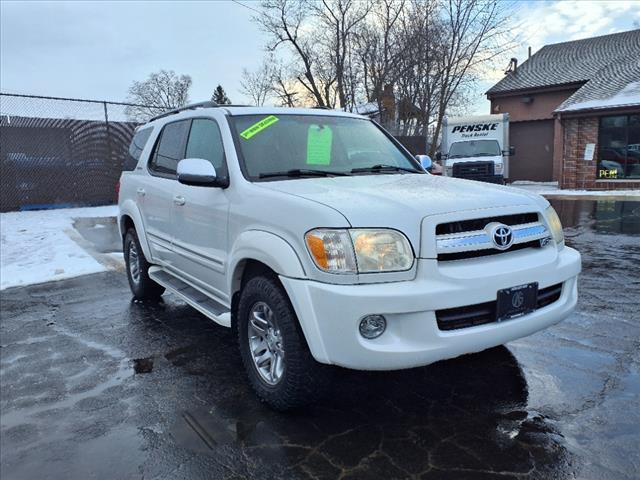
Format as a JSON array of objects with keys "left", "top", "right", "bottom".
[
  {"left": 470, "top": 0, "right": 638, "bottom": 114},
  {"left": 0, "top": 1, "right": 265, "bottom": 103},
  {"left": 480, "top": 0, "right": 638, "bottom": 84},
  {"left": 515, "top": 0, "right": 636, "bottom": 54}
]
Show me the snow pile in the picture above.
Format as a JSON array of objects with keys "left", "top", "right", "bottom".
[
  {"left": 536, "top": 189, "right": 640, "bottom": 197},
  {"left": 511, "top": 181, "right": 640, "bottom": 197},
  {"left": 1, "top": 205, "right": 118, "bottom": 290}
]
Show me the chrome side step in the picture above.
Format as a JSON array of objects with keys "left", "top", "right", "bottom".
[{"left": 148, "top": 267, "right": 231, "bottom": 327}]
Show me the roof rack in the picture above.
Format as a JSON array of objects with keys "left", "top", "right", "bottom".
[
  {"left": 149, "top": 101, "right": 219, "bottom": 122},
  {"left": 149, "top": 101, "right": 254, "bottom": 122}
]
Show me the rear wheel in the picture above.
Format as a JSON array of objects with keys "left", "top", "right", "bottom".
[
  {"left": 237, "top": 273, "right": 331, "bottom": 410},
  {"left": 124, "top": 228, "right": 165, "bottom": 300}
]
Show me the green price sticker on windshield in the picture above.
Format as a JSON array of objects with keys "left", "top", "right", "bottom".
[
  {"left": 306, "top": 125, "right": 333, "bottom": 165},
  {"left": 240, "top": 115, "right": 279, "bottom": 139}
]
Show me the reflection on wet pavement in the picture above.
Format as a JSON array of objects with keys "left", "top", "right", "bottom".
[
  {"left": 1, "top": 200, "right": 639, "bottom": 479},
  {"left": 551, "top": 199, "right": 640, "bottom": 234}
]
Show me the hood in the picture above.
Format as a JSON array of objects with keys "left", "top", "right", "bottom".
[{"left": 257, "top": 174, "right": 548, "bottom": 251}]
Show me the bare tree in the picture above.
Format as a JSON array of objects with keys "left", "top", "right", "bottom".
[
  {"left": 428, "top": 0, "right": 516, "bottom": 155},
  {"left": 248, "top": 0, "right": 516, "bottom": 147},
  {"left": 124, "top": 70, "right": 191, "bottom": 122},
  {"left": 312, "top": 0, "right": 372, "bottom": 110},
  {"left": 394, "top": 0, "right": 443, "bottom": 136},
  {"left": 256, "top": 0, "right": 327, "bottom": 106},
  {"left": 269, "top": 58, "right": 305, "bottom": 107},
  {"left": 354, "top": 0, "right": 407, "bottom": 128},
  {"left": 240, "top": 60, "right": 275, "bottom": 106}
]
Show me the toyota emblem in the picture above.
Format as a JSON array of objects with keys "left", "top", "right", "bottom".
[{"left": 490, "top": 224, "right": 514, "bottom": 250}]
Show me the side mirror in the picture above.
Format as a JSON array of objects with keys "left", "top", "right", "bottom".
[
  {"left": 416, "top": 154, "right": 432, "bottom": 171},
  {"left": 435, "top": 151, "right": 442, "bottom": 161},
  {"left": 177, "top": 158, "right": 221, "bottom": 187},
  {"left": 503, "top": 146, "right": 516, "bottom": 156}
]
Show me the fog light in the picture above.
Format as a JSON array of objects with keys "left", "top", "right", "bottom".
[{"left": 359, "top": 315, "right": 386, "bottom": 339}]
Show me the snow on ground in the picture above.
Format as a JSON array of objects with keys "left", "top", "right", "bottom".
[
  {"left": 535, "top": 189, "right": 640, "bottom": 197},
  {"left": 1, "top": 205, "right": 118, "bottom": 290},
  {"left": 511, "top": 181, "right": 640, "bottom": 197}
]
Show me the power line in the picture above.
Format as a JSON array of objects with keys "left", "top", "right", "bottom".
[{"left": 231, "top": 0, "right": 262, "bottom": 15}]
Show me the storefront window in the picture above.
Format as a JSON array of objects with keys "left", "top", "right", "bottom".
[{"left": 598, "top": 114, "right": 640, "bottom": 179}]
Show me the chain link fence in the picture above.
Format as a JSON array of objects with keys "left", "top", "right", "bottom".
[{"left": 0, "top": 93, "right": 165, "bottom": 212}]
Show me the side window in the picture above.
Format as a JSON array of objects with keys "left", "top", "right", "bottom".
[
  {"left": 185, "top": 119, "right": 226, "bottom": 172},
  {"left": 124, "top": 127, "right": 153, "bottom": 171},
  {"left": 150, "top": 120, "right": 190, "bottom": 175}
]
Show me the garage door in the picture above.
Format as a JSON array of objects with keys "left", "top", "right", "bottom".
[{"left": 508, "top": 120, "right": 554, "bottom": 182}]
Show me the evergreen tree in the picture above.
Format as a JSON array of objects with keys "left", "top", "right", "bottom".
[{"left": 211, "top": 85, "right": 231, "bottom": 104}]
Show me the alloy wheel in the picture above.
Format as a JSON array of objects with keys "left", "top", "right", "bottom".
[
  {"left": 247, "top": 301, "right": 285, "bottom": 385},
  {"left": 128, "top": 240, "right": 140, "bottom": 284}
]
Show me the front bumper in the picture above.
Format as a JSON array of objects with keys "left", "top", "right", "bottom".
[{"left": 281, "top": 246, "right": 581, "bottom": 370}]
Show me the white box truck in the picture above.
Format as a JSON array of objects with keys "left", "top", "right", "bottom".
[{"left": 437, "top": 114, "right": 513, "bottom": 184}]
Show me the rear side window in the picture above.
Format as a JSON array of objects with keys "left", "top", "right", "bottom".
[
  {"left": 149, "top": 120, "right": 190, "bottom": 175},
  {"left": 185, "top": 119, "right": 226, "bottom": 172},
  {"left": 124, "top": 127, "right": 153, "bottom": 171}
]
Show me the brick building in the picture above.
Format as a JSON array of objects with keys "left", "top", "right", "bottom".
[{"left": 487, "top": 30, "right": 640, "bottom": 190}]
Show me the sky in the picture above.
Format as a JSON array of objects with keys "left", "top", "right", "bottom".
[
  {"left": 0, "top": 1, "right": 264, "bottom": 104},
  {"left": 1, "top": 0, "right": 639, "bottom": 114}
]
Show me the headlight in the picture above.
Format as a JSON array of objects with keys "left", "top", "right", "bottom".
[
  {"left": 545, "top": 206, "right": 564, "bottom": 245},
  {"left": 495, "top": 163, "right": 504, "bottom": 174},
  {"left": 305, "top": 228, "right": 414, "bottom": 274}
]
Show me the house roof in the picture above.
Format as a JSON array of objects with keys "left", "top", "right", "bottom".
[{"left": 487, "top": 29, "right": 640, "bottom": 113}]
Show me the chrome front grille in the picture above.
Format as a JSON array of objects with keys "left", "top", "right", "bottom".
[
  {"left": 436, "top": 213, "right": 551, "bottom": 261},
  {"left": 436, "top": 213, "right": 538, "bottom": 235}
]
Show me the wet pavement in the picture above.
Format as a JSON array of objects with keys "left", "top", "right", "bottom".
[{"left": 1, "top": 199, "right": 639, "bottom": 480}]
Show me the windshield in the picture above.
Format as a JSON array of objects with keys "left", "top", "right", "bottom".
[
  {"left": 448, "top": 140, "right": 501, "bottom": 158},
  {"left": 230, "top": 114, "right": 421, "bottom": 180}
]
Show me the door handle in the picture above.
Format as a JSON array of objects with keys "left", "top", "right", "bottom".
[
  {"left": 173, "top": 195, "right": 186, "bottom": 206},
  {"left": 136, "top": 188, "right": 146, "bottom": 197}
]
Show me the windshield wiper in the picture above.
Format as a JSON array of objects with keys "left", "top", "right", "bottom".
[
  {"left": 351, "top": 164, "right": 421, "bottom": 174},
  {"left": 259, "top": 168, "right": 351, "bottom": 179}
]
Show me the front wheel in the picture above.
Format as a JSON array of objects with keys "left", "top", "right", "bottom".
[
  {"left": 124, "top": 228, "right": 165, "bottom": 300},
  {"left": 237, "top": 274, "right": 330, "bottom": 411}
]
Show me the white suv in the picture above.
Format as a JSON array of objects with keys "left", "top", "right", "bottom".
[{"left": 118, "top": 102, "right": 581, "bottom": 410}]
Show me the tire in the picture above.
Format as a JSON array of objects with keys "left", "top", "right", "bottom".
[
  {"left": 123, "top": 228, "right": 165, "bottom": 300},
  {"left": 237, "top": 273, "right": 331, "bottom": 411}
]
